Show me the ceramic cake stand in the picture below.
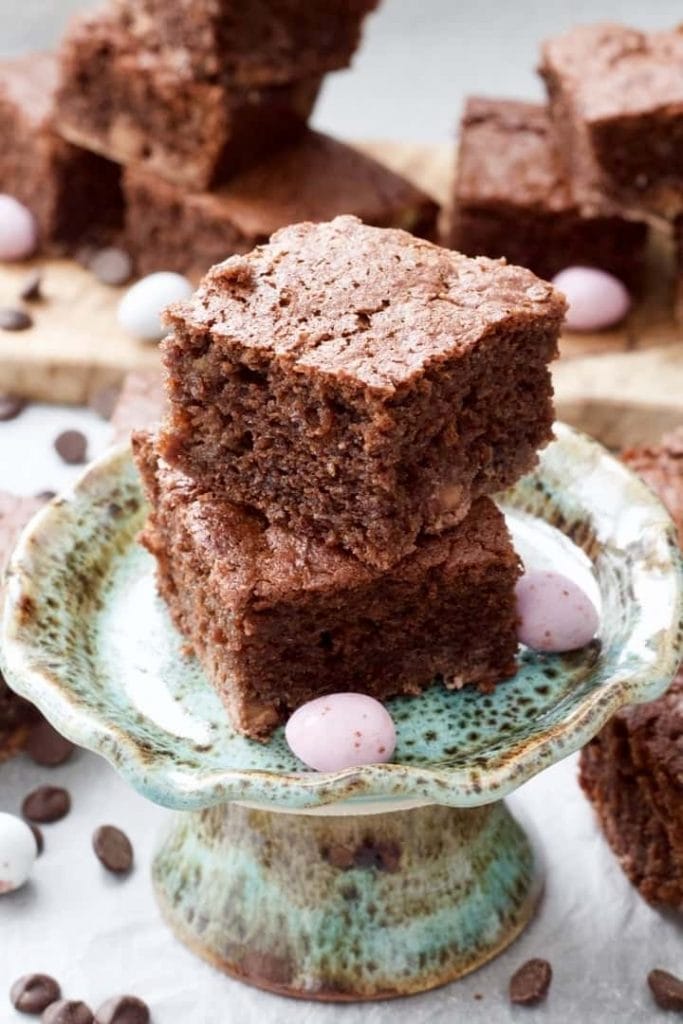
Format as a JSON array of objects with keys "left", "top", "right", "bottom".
[{"left": 2, "top": 424, "right": 682, "bottom": 1002}]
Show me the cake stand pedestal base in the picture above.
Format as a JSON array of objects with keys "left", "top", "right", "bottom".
[{"left": 152, "top": 799, "right": 541, "bottom": 1002}]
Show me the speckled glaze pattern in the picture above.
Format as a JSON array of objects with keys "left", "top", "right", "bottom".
[
  {"left": 152, "top": 800, "right": 539, "bottom": 1000},
  {"left": 1, "top": 423, "right": 682, "bottom": 812}
]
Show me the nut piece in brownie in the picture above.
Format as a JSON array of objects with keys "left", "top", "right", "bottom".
[
  {"left": 111, "top": 370, "right": 165, "bottom": 444},
  {"left": 450, "top": 97, "right": 647, "bottom": 288},
  {"left": 124, "top": 131, "right": 439, "bottom": 279},
  {"left": 158, "top": 216, "right": 565, "bottom": 570},
  {"left": 0, "top": 53, "right": 122, "bottom": 254},
  {"left": 114, "top": 0, "right": 378, "bottom": 84},
  {"left": 0, "top": 492, "right": 44, "bottom": 760},
  {"left": 134, "top": 432, "right": 521, "bottom": 740},
  {"left": 540, "top": 23, "right": 683, "bottom": 217},
  {"left": 56, "top": 12, "right": 321, "bottom": 191},
  {"left": 580, "top": 426, "right": 683, "bottom": 909}
]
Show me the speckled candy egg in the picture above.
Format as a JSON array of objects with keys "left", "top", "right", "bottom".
[
  {"left": 0, "top": 812, "right": 38, "bottom": 894},
  {"left": 285, "top": 693, "right": 397, "bottom": 772},
  {"left": 117, "top": 272, "right": 193, "bottom": 342},
  {"left": 552, "top": 267, "right": 631, "bottom": 332},
  {"left": 515, "top": 570, "right": 599, "bottom": 653},
  {"left": 0, "top": 195, "right": 37, "bottom": 261}
]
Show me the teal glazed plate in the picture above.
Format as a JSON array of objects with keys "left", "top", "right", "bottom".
[{"left": 2, "top": 423, "right": 682, "bottom": 812}]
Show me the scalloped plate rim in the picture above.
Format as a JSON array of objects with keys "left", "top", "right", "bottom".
[{"left": 2, "top": 423, "right": 682, "bottom": 811}]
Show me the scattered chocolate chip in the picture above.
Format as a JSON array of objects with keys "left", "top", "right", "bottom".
[
  {"left": 54, "top": 429, "right": 87, "bottom": 465},
  {"left": 10, "top": 972, "right": 61, "bottom": 1013},
  {"left": 0, "top": 307, "right": 32, "bottom": 331},
  {"left": 92, "top": 825, "right": 133, "bottom": 874},
  {"left": 35, "top": 490, "right": 56, "bottom": 503},
  {"left": 509, "top": 958, "right": 552, "bottom": 1006},
  {"left": 0, "top": 392, "right": 26, "bottom": 421},
  {"left": 19, "top": 270, "right": 43, "bottom": 302},
  {"left": 648, "top": 969, "right": 683, "bottom": 1011},
  {"left": 42, "top": 999, "right": 93, "bottom": 1024},
  {"left": 88, "top": 247, "right": 133, "bottom": 287},
  {"left": 88, "top": 383, "right": 121, "bottom": 420},
  {"left": 22, "top": 785, "right": 71, "bottom": 824},
  {"left": 30, "top": 824, "right": 44, "bottom": 855},
  {"left": 94, "top": 995, "right": 150, "bottom": 1024},
  {"left": 25, "top": 721, "right": 74, "bottom": 767}
]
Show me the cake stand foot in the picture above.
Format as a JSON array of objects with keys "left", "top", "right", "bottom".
[{"left": 152, "top": 799, "right": 541, "bottom": 1002}]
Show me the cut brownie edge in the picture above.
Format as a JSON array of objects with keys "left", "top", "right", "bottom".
[
  {"left": 134, "top": 432, "right": 521, "bottom": 740},
  {"left": 158, "top": 216, "right": 564, "bottom": 569}
]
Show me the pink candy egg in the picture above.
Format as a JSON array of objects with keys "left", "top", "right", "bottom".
[
  {"left": 552, "top": 266, "right": 631, "bottom": 332},
  {"left": 0, "top": 195, "right": 37, "bottom": 261},
  {"left": 285, "top": 693, "right": 397, "bottom": 772},
  {"left": 515, "top": 571, "right": 599, "bottom": 653}
]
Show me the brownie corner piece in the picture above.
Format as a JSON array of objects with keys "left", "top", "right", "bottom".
[
  {"left": 451, "top": 95, "right": 647, "bottom": 287},
  {"left": 540, "top": 22, "right": 683, "bottom": 216},
  {"left": 56, "top": 11, "right": 321, "bottom": 191},
  {"left": 0, "top": 51, "right": 122, "bottom": 252},
  {"left": 134, "top": 432, "right": 521, "bottom": 740},
  {"left": 157, "top": 216, "right": 564, "bottom": 569}
]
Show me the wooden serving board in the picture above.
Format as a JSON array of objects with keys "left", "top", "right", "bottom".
[{"left": 0, "top": 141, "right": 681, "bottom": 446}]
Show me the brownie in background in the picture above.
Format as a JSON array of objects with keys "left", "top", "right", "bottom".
[
  {"left": 124, "top": 131, "right": 439, "bottom": 279},
  {"left": 157, "top": 217, "right": 565, "bottom": 570},
  {"left": 114, "top": 0, "right": 379, "bottom": 84},
  {"left": 135, "top": 432, "right": 521, "bottom": 740},
  {"left": 451, "top": 97, "right": 647, "bottom": 288},
  {"left": 56, "top": 12, "right": 321, "bottom": 191},
  {"left": 540, "top": 23, "right": 683, "bottom": 218},
  {"left": 580, "top": 426, "right": 683, "bottom": 910},
  {"left": 0, "top": 53, "right": 122, "bottom": 254}
]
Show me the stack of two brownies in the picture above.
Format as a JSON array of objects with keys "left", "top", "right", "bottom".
[{"left": 135, "top": 216, "right": 566, "bottom": 741}]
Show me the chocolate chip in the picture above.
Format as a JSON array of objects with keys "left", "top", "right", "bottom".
[
  {"left": 19, "top": 270, "right": 43, "bottom": 302},
  {"left": 54, "top": 430, "right": 87, "bottom": 465},
  {"left": 0, "top": 307, "right": 32, "bottom": 331},
  {"left": 89, "top": 383, "right": 121, "bottom": 420},
  {"left": 42, "top": 1000, "right": 93, "bottom": 1024},
  {"left": 22, "top": 785, "right": 71, "bottom": 823},
  {"left": 10, "top": 972, "right": 61, "bottom": 1013},
  {"left": 30, "top": 824, "right": 44, "bottom": 855},
  {"left": 648, "top": 969, "right": 683, "bottom": 1010},
  {"left": 88, "top": 248, "right": 133, "bottom": 287},
  {"left": 35, "top": 490, "right": 56, "bottom": 502},
  {"left": 94, "top": 995, "right": 150, "bottom": 1024},
  {"left": 92, "top": 825, "right": 133, "bottom": 874},
  {"left": 0, "top": 393, "right": 26, "bottom": 421},
  {"left": 509, "top": 958, "right": 552, "bottom": 1006},
  {"left": 25, "top": 721, "right": 74, "bottom": 767}
]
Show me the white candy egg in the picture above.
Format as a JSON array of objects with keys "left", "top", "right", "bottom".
[
  {"left": 0, "top": 812, "right": 38, "bottom": 894},
  {"left": 285, "top": 693, "right": 397, "bottom": 772},
  {"left": 117, "top": 272, "right": 193, "bottom": 342}
]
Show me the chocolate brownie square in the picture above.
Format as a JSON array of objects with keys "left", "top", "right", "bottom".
[
  {"left": 56, "top": 13, "right": 321, "bottom": 191},
  {"left": 0, "top": 53, "right": 122, "bottom": 254},
  {"left": 158, "top": 216, "right": 565, "bottom": 569},
  {"left": 134, "top": 432, "right": 521, "bottom": 740},
  {"left": 451, "top": 97, "right": 647, "bottom": 288},
  {"left": 0, "top": 492, "right": 44, "bottom": 760},
  {"left": 124, "top": 131, "right": 439, "bottom": 279},
  {"left": 540, "top": 23, "right": 683, "bottom": 217},
  {"left": 580, "top": 426, "right": 683, "bottom": 909},
  {"left": 114, "top": 0, "right": 378, "bottom": 84}
]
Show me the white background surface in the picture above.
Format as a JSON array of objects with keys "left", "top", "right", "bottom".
[{"left": 1, "top": 0, "right": 682, "bottom": 1020}]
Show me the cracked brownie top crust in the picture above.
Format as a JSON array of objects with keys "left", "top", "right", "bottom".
[{"left": 159, "top": 216, "right": 565, "bottom": 568}]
